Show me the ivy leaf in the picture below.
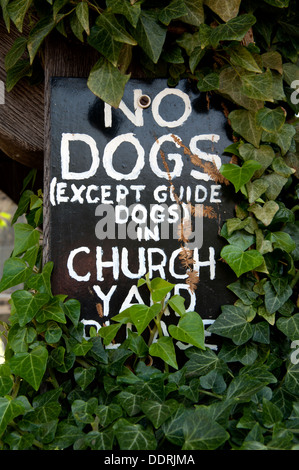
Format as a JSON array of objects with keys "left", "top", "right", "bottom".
[
  {"left": 7, "top": 0, "right": 33, "bottom": 32},
  {"left": 72, "top": 398, "right": 97, "bottom": 424},
  {"left": 106, "top": 0, "right": 141, "bottom": 27},
  {"left": 169, "top": 312, "right": 205, "bottom": 349},
  {"left": 122, "top": 330, "right": 148, "bottom": 357},
  {"left": 149, "top": 337, "right": 178, "bottom": 369},
  {"left": 36, "top": 297, "right": 66, "bottom": 324},
  {"left": 11, "top": 189, "right": 34, "bottom": 225},
  {"left": 262, "top": 398, "right": 283, "bottom": 428},
  {"left": 95, "top": 10, "right": 136, "bottom": 45},
  {"left": 241, "top": 69, "right": 273, "bottom": 101},
  {"left": 260, "top": 173, "right": 288, "bottom": 200},
  {"left": 262, "top": 124, "right": 296, "bottom": 155},
  {"left": 282, "top": 63, "right": 299, "bottom": 87},
  {"left": 229, "top": 44, "right": 262, "bottom": 73},
  {"left": 26, "top": 262, "right": 53, "bottom": 296},
  {"left": 227, "top": 279, "right": 258, "bottom": 306},
  {"left": 74, "top": 367, "right": 96, "bottom": 390},
  {"left": 199, "top": 370, "right": 227, "bottom": 394},
  {"left": 220, "top": 160, "right": 262, "bottom": 192},
  {"left": 189, "top": 48, "right": 206, "bottom": 73},
  {"left": 255, "top": 229, "right": 273, "bottom": 255},
  {"left": 252, "top": 322, "right": 270, "bottom": 344},
  {"left": 228, "top": 110, "right": 262, "bottom": 147},
  {"left": 277, "top": 314, "right": 299, "bottom": 341},
  {"left": 272, "top": 157, "right": 295, "bottom": 178},
  {"left": 133, "top": 10, "right": 167, "bottom": 63},
  {"left": 87, "top": 57, "right": 130, "bottom": 108},
  {"left": 184, "top": 347, "right": 228, "bottom": 377},
  {"left": 96, "top": 404, "right": 123, "bottom": 427},
  {"left": 22, "top": 401, "right": 61, "bottom": 440},
  {"left": 264, "top": 0, "right": 290, "bottom": 6},
  {"left": 115, "top": 391, "right": 142, "bottom": 416},
  {"left": 218, "top": 341, "right": 259, "bottom": 365},
  {"left": 182, "top": 408, "right": 229, "bottom": 450},
  {"left": 150, "top": 278, "right": 174, "bottom": 302},
  {"left": 71, "top": 339, "right": 93, "bottom": 357},
  {"left": 162, "top": 407, "right": 192, "bottom": 447},
  {"left": 98, "top": 323, "right": 122, "bottom": 345},
  {"left": 221, "top": 245, "right": 264, "bottom": 278},
  {"left": 76, "top": 2, "right": 89, "bottom": 35},
  {"left": 208, "top": 304, "right": 253, "bottom": 345},
  {"left": 49, "top": 423, "right": 85, "bottom": 450},
  {"left": 256, "top": 107, "right": 286, "bottom": 133},
  {"left": 0, "top": 376, "right": 13, "bottom": 396},
  {"left": 159, "top": 0, "right": 188, "bottom": 26},
  {"left": 283, "top": 222, "right": 299, "bottom": 261},
  {"left": 0, "top": 258, "right": 31, "bottom": 293},
  {"left": 261, "top": 51, "right": 283, "bottom": 74},
  {"left": 226, "top": 374, "right": 270, "bottom": 400},
  {"left": 63, "top": 299, "right": 81, "bottom": 327},
  {"left": 45, "top": 321, "right": 62, "bottom": 344},
  {"left": 130, "top": 304, "right": 161, "bottom": 335},
  {"left": 179, "top": 0, "right": 204, "bottom": 27},
  {"left": 70, "top": 10, "right": 84, "bottom": 42},
  {"left": 167, "top": 295, "right": 186, "bottom": 316},
  {"left": 88, "top": 12, "right": 136, "bottom": 66},
  {"left": 4, "top": 37, "right": 27, "bottom": 71},
  {"left": 223, "top": 228, "right": 255, "bottom": 251},
  {"left": 11, "top": 290, "right": 50, "bottom": 327},
  {"left": 246, "top": 178, "right": 269, "bottom": 203},
  {"left": 264, "top": 281, "right": 292, "bottom": 314},
  {"left": 111, "top": 306, "right": 133, "bottom": 324},
  {"left": 248, "top": 201, "right": 279, "bottom": 226},
  {"left": 12, "top": 223, "right": 40, "bottom": 257},
  {"left": 85, "top": 430, "right": 114, "bottom": 450},
  {"left": 210, "top": 14, "right": 256, "bottom": 48},
  {"left": 204, "top": 0, "right": 241, "bottom": 22},
  {"left": 176, "top": 31, "right": 201, "bottom": 55},
  {"left": 1, "top": 0, "right": 11, "bottom": 31},
  {"left": 113, "top": 419, "right": 157, "bottom": 450},
  {"left": 141, "top": 399, "right": 179, "bottom": 429},
  {"left": 197, "top": 72, "right": 219, "bottom": 91},
  {"left": 52, "top": 0, "right": 70, "bottom": 20},
  {"left": 219, "top": 67, "right": 263, "bottom": 112},
  {"left": 0, "top": 398, "right": 25, "bottom": 437},
  {"left": 284, "top": 363, "right": 299, "bottom": 396},
  {"left": 266, "top": 232, "right": 296, "bottom": 253},
  {"left": 27, "top": 16, "right": 57, "bottom": 64},
  {"left": 9, "top": 346, "right": 48, "bottom": 391}
]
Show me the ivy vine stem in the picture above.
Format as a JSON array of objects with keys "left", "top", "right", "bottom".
[
  {"left": 48, "top": 368, "right": 60, "bottom": 389},
  {"left": 290, "top": 269, "right": 299, "bottom": 289},
  {"left": 11, "top": 376, "right": 21, "bottom": 399},
  {"left": 199, "top": 389, "right": 223, "bottom": 400}
]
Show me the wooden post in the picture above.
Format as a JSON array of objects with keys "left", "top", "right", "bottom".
[{"left": 43, "top": 32, "right": 98, "bottom": 262}]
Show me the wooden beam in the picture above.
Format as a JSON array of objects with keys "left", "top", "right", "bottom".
[{"left": 0, "top": 19, "right": 44, "bottom": 169}]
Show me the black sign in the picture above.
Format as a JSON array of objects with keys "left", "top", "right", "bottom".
[{"left": 47, "top": 78, "right": 236, "bottom": 345}]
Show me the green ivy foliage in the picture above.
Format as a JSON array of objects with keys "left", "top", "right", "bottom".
[
  {"left": 0, "top": 0, "right": 298, "bottom": 110},
  {"left": 0, "top": 0, "right": 299, "bottom": 451}
]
